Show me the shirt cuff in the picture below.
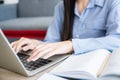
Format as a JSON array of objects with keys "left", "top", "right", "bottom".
[{"left": 72, "top": 38, "right": 101, "bottom": 54}]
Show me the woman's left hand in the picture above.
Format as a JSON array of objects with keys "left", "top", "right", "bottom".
[{"left": 27, "top": 41, "right": 73, "bottom": 62}]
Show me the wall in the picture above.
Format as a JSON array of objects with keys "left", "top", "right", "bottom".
[{"left": 4, "top": 0, "right": 19, "bottom": 4}]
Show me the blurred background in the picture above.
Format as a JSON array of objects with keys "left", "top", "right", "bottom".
[{"left": 0, "top": 0, "right": 61, "bottom": 42}]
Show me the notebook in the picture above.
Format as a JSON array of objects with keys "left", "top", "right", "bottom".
[
  {"left": 50, "top": 49, "right": 111, "bottom": 80},
  {"left": 0, "top": 29, "right": 69, "bottom": 76}
]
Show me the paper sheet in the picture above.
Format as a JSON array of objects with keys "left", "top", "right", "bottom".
[{"left": 37, "top": 73, "right": 68, "bottom": 80}]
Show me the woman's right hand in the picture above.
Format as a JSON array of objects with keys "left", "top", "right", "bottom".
[{"left": 11, "top": 37, "right": 41, "bottom": 53}]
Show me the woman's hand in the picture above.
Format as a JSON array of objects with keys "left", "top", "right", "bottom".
[
  {"left": 27, "top": 41, "right": 73, "bottom": 62},
  {"left": 11, "top": 37, "right": 41, "bottom": 53}
]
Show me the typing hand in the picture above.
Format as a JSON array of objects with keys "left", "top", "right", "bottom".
[
  {"left": 11, "top": 37, "right": 41, "bottom": 54},
  {"left": 27, "top": 41, "right": 73, "bottom": 62}
]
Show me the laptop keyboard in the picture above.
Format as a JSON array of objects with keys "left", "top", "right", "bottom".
[{"left": 17, "top": 54, "right": 52, "bottom": 71}]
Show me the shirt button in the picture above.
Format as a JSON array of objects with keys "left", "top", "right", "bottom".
[
  {"left": 79, "top": 17, "right": 83, "bottom": 21},
  {"left": 76, "top": 35, "right": 79, "bottom": 38}
]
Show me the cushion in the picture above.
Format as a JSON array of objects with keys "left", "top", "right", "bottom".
[
  {"left": 0, "top": 17, "right": 53, "bottom": 30},
  {"left": 18, "top": 0, "right": 61, "bottom": 17},
  {"left": 3, "top": 30, "right": 47, "bottom": 39},
  {"left": 0, "top": 4, "right": 17, "bottom": 21}
]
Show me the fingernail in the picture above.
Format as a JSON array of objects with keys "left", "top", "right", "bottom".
[
  {"left": 23, "top": 48, "right": 27, "bottom": 51},
  {"left": 15, "top": 50, "right": 17, "bottom": 53},
  {"left": 27, "top": 59, "right": 31, "bottom": 62},
  {"left": 31, "top": 59, "right": 36, "bottom": 61},
  {"left": 43, "top": 57, "right": 48, "bottom": 59}
]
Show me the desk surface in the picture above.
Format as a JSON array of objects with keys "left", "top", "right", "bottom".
[
  {"left": 0, "top": 63, "right": 59, "bottom": 80},
  {"left": 0, "top": 63, "right": 120, "bottom": 80}
]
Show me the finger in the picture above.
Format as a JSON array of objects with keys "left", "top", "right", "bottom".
[
  {"left": 11, "top": 41, "right": 17, "bottom": 47},
  {"left": 11, "top": 42, "right": 17, "bottom": 51},
  {"left": 11, "top": 41, "right": 19, "bottom": 49},
  {"left": 11, "top": 38, "right": 29, "bottom": 53},
  {"left": 15, "top": 42, "right": 23, "bottom": 53},
  {"left": 12, "top": 44, "right": 18, "bottom": 53},
  {"left": 15, "top": 40, "right": 30, "bottom": 53},
  {"left": 28, "top": 48, "right": 41, "bottom": 59},
  {"left": 12, "top": 41, "right": 22, "bottom": 53},
  {"left": 22, "top": 44, "right": 35, "bottom": 51},
  {"left": 29, "top": 44, "right": 47, "bottom": 58},
  {"left": 27, "top": 48, "right": 42, "bottom": 61},
  {"left": 11, "top": 41, "right": 22, "bottom": 53},
  {"left": 43, "top": 51, "right": 56, "bottom": 59},
  {"left": 28, "top": 48, "right": 53, "bottom": 61}
]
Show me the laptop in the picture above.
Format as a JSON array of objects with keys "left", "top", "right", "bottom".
[{"left": 0, "top": 29, "right": 69, "bottom": 76}]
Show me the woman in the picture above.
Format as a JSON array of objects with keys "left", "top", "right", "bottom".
[{"left": 11, "top": 0, "right": 120, "bottom": 62}]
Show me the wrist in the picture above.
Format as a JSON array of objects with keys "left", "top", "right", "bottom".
[{"left": 65, "top": 40, "right": 74, "bottom": 53}]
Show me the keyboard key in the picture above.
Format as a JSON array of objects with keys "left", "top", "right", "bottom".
[{"left": 17, "top": 54, "right": 52, "bottom": 71}]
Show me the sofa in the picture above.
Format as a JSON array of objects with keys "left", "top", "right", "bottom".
[{"left": 0, "top": 0, "right": 61, "bottom": 40}]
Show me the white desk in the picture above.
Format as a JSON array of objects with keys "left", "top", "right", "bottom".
[
  {"left": 0, "top": 63, "right": 120, "bottom": 80},
  {"left": 0, "top": 63, "right": 59, "bottom": 80}
]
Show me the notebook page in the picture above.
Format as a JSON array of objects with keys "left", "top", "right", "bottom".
[
  {"left": 50, "top": 49, "right": 110, "bottom": 78},
  {"left": 37, "top": 73, "right": 68, "bottom": 80},
  {"left": 100, "top": 48, "right": 120, "bottom": 77},
  {"left": 75, "top": 50, "right": 110, "bottom": 78}
]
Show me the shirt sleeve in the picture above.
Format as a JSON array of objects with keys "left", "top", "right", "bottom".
[
  {"left": 72, "top": 0, "right": 120, "bottom": 54},
  {"left": 44, "top": 2, "right": 64, "bottom": 42}
]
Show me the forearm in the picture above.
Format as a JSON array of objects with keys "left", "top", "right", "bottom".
[{"left": 72, "top": 35, "right": 120, "bottom": 54}]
